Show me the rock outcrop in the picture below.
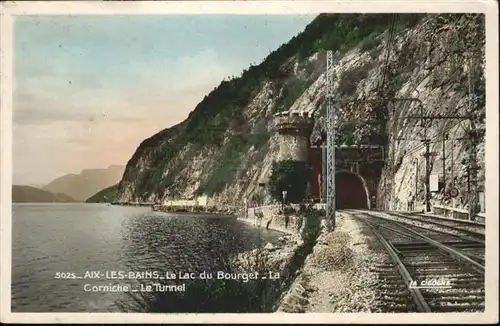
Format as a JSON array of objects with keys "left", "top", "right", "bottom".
[{"left": 116, "top": 14, "right": 485, "bottom": 213}]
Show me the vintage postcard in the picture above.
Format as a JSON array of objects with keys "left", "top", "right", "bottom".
[{"left": 0, "top": 0, "right": 498, "bottom": 324}]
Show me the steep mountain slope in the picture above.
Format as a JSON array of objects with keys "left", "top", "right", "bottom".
[
  {"left": 43, "top": 165, "right": 125, "bottom": 201},
  {"left": 12, "top": 185, "right": 78, "bottom": 203},
  {"left": 116, "top": 13, "right": 485, "bottom": 212},
  {"left": 86, "top": 184, "right": 119, "bottom": 203}
]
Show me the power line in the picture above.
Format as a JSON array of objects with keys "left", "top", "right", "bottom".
[
  {"left": 378, "top": 14, "right": 399, "bottom": 97},
  {"left": 394, "top": 17, "right": 484, "bottom": 219},
  {"left": 321, "top": 15, "right": 483, "bottom": 217},
  {"left": 393, "top": 117, "right": 481, "bottom": 214},
  {"left": 393, "top": 119, "right": 473, "bottom": 159}
]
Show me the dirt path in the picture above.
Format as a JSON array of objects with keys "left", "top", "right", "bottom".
[{"left": 277, "top": 211, "right": 386, "bottom": 312}]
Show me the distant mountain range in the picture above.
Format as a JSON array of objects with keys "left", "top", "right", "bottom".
[
  {"left": 42, "top": 165, "right": 125, "bottom": 202},
  {"left": 12, "top": 185, "right": 78, "bottom": 203}
]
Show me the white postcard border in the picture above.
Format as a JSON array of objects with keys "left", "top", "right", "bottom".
[{"left": 1, "top": 0, "right": 498, "bottom": 324}]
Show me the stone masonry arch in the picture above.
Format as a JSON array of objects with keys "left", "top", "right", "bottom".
[{"left": 335, "top": 170, "right": 370, "bottom": 209}]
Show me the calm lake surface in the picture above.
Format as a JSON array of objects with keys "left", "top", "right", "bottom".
[{"left": 11, "top": 203, "right": 283, "bottom": 312}]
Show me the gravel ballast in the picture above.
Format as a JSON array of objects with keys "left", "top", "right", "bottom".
[{"left": 276, "top": 211, "right": 388, "bottom": 313}]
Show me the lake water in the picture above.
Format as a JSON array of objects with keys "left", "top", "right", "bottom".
[{"left": 11, "top": 203, "right": 282, "bottom": 312}]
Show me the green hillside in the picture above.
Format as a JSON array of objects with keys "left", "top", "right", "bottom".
[
  {"left": 118, "top": 13, "right": 424, "bottom": 201},
  {"left": 86, "top": 184, "right": 119, "bottom": 203},
  {"left": 12, "top": 185, "right": 78, "bottom": 203}
]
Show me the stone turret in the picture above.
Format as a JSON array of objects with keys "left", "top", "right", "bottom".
[{"left": 274, "top": 111, "right": 314, "bottom": 162}]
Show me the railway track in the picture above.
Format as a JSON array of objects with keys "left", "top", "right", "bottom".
[
  {"left": 411, "top": 211, "right": 485, "bottom": 227},
  {"left": 385, "top": 211, "right": 485, "bottom": 241},
  {"left": 366, "top": 211, "right": 486, "bottom": 263},
  {"left": 351, "top": 211, "right": 485, "bottom": 313},
  {"left": 348, "top": 209, "right": 485, "bottom": 245}
]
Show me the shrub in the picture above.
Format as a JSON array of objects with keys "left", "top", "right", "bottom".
[
  {"left": 369, "top": 47, "right": 381, "bottom": 59},
  {"left": 198, "top": 135, "right": 251, "bottom": 196},
  {"left": 273, "top": 78, "right": 313, "bottom": 113},
  {"left": 359, "top": 32, "right": 382, "bottom": 51},
  {"left": 336, "top": 122, "right": 357, "bottom": 145},
  {"left": 248, "top": 119, "right": 270, "bottom": 149},
  {"left": 301, "top": 206, "right": 323, "bottom": 246},
  {"left": 267, "top": 160, "right": 310, "bottom": 203},
  {"left": 337, "top": 64, "right": 370, "bottom": 96}
]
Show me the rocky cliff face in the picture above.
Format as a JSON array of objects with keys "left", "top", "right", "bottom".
[{"left": 116, "top": 13, "right": 485, "bottom": 212}]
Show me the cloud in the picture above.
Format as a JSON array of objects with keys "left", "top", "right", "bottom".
[{"left": 14, "top": 46, "right": 238, "bottom": 127}]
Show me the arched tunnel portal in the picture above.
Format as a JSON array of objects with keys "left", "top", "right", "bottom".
[{"left": 335, "top": 170, "right": 370, "bottom": 209}]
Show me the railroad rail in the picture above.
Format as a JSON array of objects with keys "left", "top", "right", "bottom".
[
  {"left": 350, "top": 209, "right": 485, "bottom": 245},
  {"left": 388, "top": 211, "right": 485, "bottom": 242},
  {"left": 416, "top": 210, "right": 485, "bottom": 227},
  {"left": 351, "top": 210, "right": 485, "bottom": 312},
  {"left": 387, "top": 211, "right": 486, "bottom": 228}
]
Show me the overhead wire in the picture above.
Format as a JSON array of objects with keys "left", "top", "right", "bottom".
[
  {"left": 348, "top": 14, "right": 398, "bottom": 114},
  {"left": 390, "top": 15, "right": 483, "bottom": 159},
  {"left": 377, "top": 14, "right": 399, "bottom": 98},
  {"left": 377, "top": 13, "right": 399, "bottom": 209}
]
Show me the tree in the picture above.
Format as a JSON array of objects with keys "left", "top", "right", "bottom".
[{"left": 267, "top": 160, "right": 309, "bottom": 203}]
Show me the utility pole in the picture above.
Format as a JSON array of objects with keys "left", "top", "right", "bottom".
[
  {"left": 390, "top": 139, "right": 397, "bottom": 211},
  {"left": 466, "top": 31, "right": 481, "bottom": 221},
  {"left": 321, "top": 146, "right": 327, "bottom": 202},
  {"left": 325, "top": 50, "right": 336, "bottom": 230},
  {"left": 419, "top": 103, "right": 432, "bottom": 213},
  {"left": 442, "top": 134, "right": 447, "bottom": 189},
  {"left": 451, "top": 137, "right": 455, "bottom": 208},
  {"left": 423, "top": 139, "right": 431, "bottom": 212},
  {"left": 398, "top": 136, "right": 431, "bottom": 213},
  {"left": 396, "top": 98, "right": 484, "bottom": 214},
  {"left": 414, "top": 158, "right": 419, "bottom": 209},
  {"left": 468, "top": 129, "right": 479, "bottom": 221}
]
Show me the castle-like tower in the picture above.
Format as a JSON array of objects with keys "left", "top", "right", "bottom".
[{"left": 274, "top": 111, "right": 314, "bottom": 163}]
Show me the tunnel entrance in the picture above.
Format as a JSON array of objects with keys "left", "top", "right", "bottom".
[{"left": 335, "top": 171, "right": 369, "bottom": 209}]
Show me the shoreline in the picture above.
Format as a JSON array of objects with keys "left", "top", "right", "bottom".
[{"left": 110, "top": 201, "right": 311, "bottom": 236}]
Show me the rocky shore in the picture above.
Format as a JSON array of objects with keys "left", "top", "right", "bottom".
[
  {"left": 112, "top": 201, "right": 155, "bottom": 207},
  {"left": 152, "top": 204, "right": 240, "bottom": 216},
  {"left": 228, "top": 205, "right": 325, "bottom": 312},
  {"left": 230, "top": 229, "right": 309, "bottom": 312},
  {"left": 232, "top": 209, "right": 387, "bottom": 313}
]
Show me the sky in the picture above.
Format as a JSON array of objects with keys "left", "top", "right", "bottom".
[{"left": 13, "top": 14, "right": 316, "bottom": 186}]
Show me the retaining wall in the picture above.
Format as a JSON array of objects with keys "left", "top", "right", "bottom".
[{"left": 238, "top": 204, "right": 303, "bottom": 234}]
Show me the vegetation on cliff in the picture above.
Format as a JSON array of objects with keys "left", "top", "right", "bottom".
[
  {"left": 117, "top": 13, "right": 485, "bottom": 208},
  {"left": 117, "top": 14, "right": 424, "bottom": 202},
  {"left": 268, "top": 160, "right": 310, "bottom": 203},
  {"left": 85, "top": 184, "right": 119, "bottom": 203}
]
